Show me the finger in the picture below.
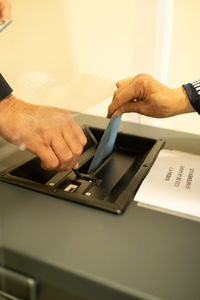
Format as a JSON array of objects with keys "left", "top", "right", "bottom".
[
  {"left": 113, "top": 101, "right": 143, "bottom": 117},
  {"left": 51, "top": 135, "right": 77, "bottom": 171},
  {"left": 116, "top": 77, "right": 133, "bottom": 88},
  {"left": 107, "top": 79, "right": 145, "bottom": 118},
  {"left": 25, "top": 139, "right": 60, "bottom": 170},
  {"left": 71, "top": 121, "right": 87, "bottom": 147},
  {"left": 58, "top": 122, "right": 86, "bottom": 171},
  {"left": 113, "top": 78, "right": 132, "bottom": 99},
  {"left": 113, "top": 99, "right": 160, "bottom": 118},
  {"left": 34, "top": 145, "right": 59, "bottom": 171},
  {"left": 73, "top": 162, "right": 79, "bottom": 169},
  {"left": 62, "top": 130, "right": 83, "bottom": 169},
  {"left": 107, "top": 79, "right": 133, "bottom": 117}
]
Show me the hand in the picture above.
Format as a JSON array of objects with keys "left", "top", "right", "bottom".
[
  {"left": 0, "top": 95, "right": 87, "bottom": 171},
  {"left": 107, "top": 74, "right": 195, "bottom": 118},
  {"left": 0, "top": 0, "right": 11, "bottom": 20}
]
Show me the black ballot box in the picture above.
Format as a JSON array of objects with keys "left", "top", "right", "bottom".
[
  {"left": 1, "top": 116, "right": 200, "bottom": 300},
  {"left": 0, "top": 125, "right": 164, "bottom": 214}
]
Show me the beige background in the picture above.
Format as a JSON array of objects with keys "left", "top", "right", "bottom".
[{"left": 1, "top": 0, "right": 200, "bottom": 134}]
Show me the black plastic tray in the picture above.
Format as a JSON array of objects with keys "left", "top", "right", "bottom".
[{"left": 0, "top": 126, "right": 164, "bottom": 214}]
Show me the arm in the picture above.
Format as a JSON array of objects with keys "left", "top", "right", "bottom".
[
  {"left": 107, "top": 74, "right": 196, "bottom": 118},
  {"left": 0, "top": 74, "right": 87, "bottom": 172}
]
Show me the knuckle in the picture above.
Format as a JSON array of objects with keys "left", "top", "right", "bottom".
[
  {"left": 136, "top": 73, "right": 148, "bottom": 80},
  {"left": 135, "top": 73, "right": 152, "bottom": 92},
  {"left": 136, "top": 73, "right": 151, "bottom": 85},
  {"left": 57, "top": 164, "right": 71, "bottom": 172},
  {"left": 56, "top": 153, "right": 74, "bottom": 166},
  {"left": 74, "top": 145, "right": 83, "bottom": 157},
  {"left": 63, "top": 152, "right": 73, "bottom": 163},
  {"left": 44, "top": 159, "right": 59, "bottom": 170}
]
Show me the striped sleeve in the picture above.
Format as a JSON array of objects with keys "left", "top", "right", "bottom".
[
  {"left": 0, "top": 73, "right": 13, "bottom": 101},
  {"left": 183, "top": 80, "right": 200, "bottom": 114}
]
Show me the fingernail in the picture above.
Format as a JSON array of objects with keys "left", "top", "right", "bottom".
[
  {"left": 113, "top": 111, "right": 120, "bottom": 118},
  {"left": 73, "top": 162, "right": 79, "bottom": 169}
]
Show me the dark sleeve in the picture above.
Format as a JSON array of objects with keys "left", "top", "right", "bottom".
[
  {"left": 0, "top": 73, "right": 13, "bottom": 101},
  {"left": 183, "top": 80, "right": 200, "bottom": 114}
]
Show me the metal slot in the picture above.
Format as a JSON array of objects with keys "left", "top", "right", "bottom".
[{"left": 64, "top": 183, "right": 79, "bottom": 192}]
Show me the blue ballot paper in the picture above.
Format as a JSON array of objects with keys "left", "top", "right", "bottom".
[{"left": 88, "top": 115, "right": 122, "bottom": 173}]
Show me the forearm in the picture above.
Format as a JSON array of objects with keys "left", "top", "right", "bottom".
[{"left": 0, "top": 93, "right": 25, "bottom": 140}]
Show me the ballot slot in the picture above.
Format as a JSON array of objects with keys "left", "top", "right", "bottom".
[
  {"left": 77, "top": 157, "right": 93, "bottom": 174},
  {"left": 0, "top": 125, "right": 164, "bottom": 214}
]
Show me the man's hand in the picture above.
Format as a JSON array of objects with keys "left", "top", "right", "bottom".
[
  {"left": 0, "top": 0, "right": 11, "bottom": 20},
  {"left": 107, "top": 74, "right": 195, "bottom": 119},
  {"left": 0, "top": 95, "right": 87, "bottom": 171}
]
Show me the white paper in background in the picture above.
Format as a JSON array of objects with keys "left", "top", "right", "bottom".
[
  {"left": 134, "top": 149, "right": 200, "bottom": 221},
  {"left": 13, "top": 72, "right": 116, "bottom": 113}
]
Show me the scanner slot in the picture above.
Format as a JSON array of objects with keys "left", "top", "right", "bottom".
[{"left": 64, "top": 183, "right": 79, "bottom": 192}]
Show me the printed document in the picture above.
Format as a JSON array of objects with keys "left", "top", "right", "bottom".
[{"left": 134, "top": 149, "right": 200, "bottom": 221}]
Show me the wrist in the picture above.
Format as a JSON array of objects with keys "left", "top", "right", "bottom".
[
  {"left": 0, "top": 94, "right": 14, "bottom": 135},
  {"left": 173, "top": 86, "right": 195, "bottom": 115},
  {"left": 0, "top": 94, "right": 22, "bottom": 139}
]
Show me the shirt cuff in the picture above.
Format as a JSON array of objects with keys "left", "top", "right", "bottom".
[
  {"left": 0, "top": 73, "right": 13, "bottom": 101},
  {"left": 183, "top": 80, "right": 200, "bottom": 114}
]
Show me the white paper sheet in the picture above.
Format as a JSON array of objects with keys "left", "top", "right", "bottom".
[{"left": 134, "top": 149, "right": 200, "bottom": 221}]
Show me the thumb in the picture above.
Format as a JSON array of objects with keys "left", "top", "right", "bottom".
[{"left": 113, "top": 100, "right": 144, "bottom": 117}]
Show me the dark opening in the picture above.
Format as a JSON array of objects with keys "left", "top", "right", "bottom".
[{"left": 10, "top": 157, "right": 57, "bottom": 184}]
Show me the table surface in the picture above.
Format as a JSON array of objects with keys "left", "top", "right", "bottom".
[{"left": 0, "top": 114, "right": 200, "bottom": 300}]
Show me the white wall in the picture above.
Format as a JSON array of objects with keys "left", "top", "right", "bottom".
[
  {"left": 1, "top": 0, "right": 138, "bottom": 85},
  {"left": 139, "top": 0, "right": 200, "bottom": 135},
  {"left": 1, "top": 0, "right": 77, "bottom": 85},
  {"left": 65, "top": 0, "right": 137, "bottom": 81},
  {"left": 157, "top": 0, "right": 200, "bottom": 134}
]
